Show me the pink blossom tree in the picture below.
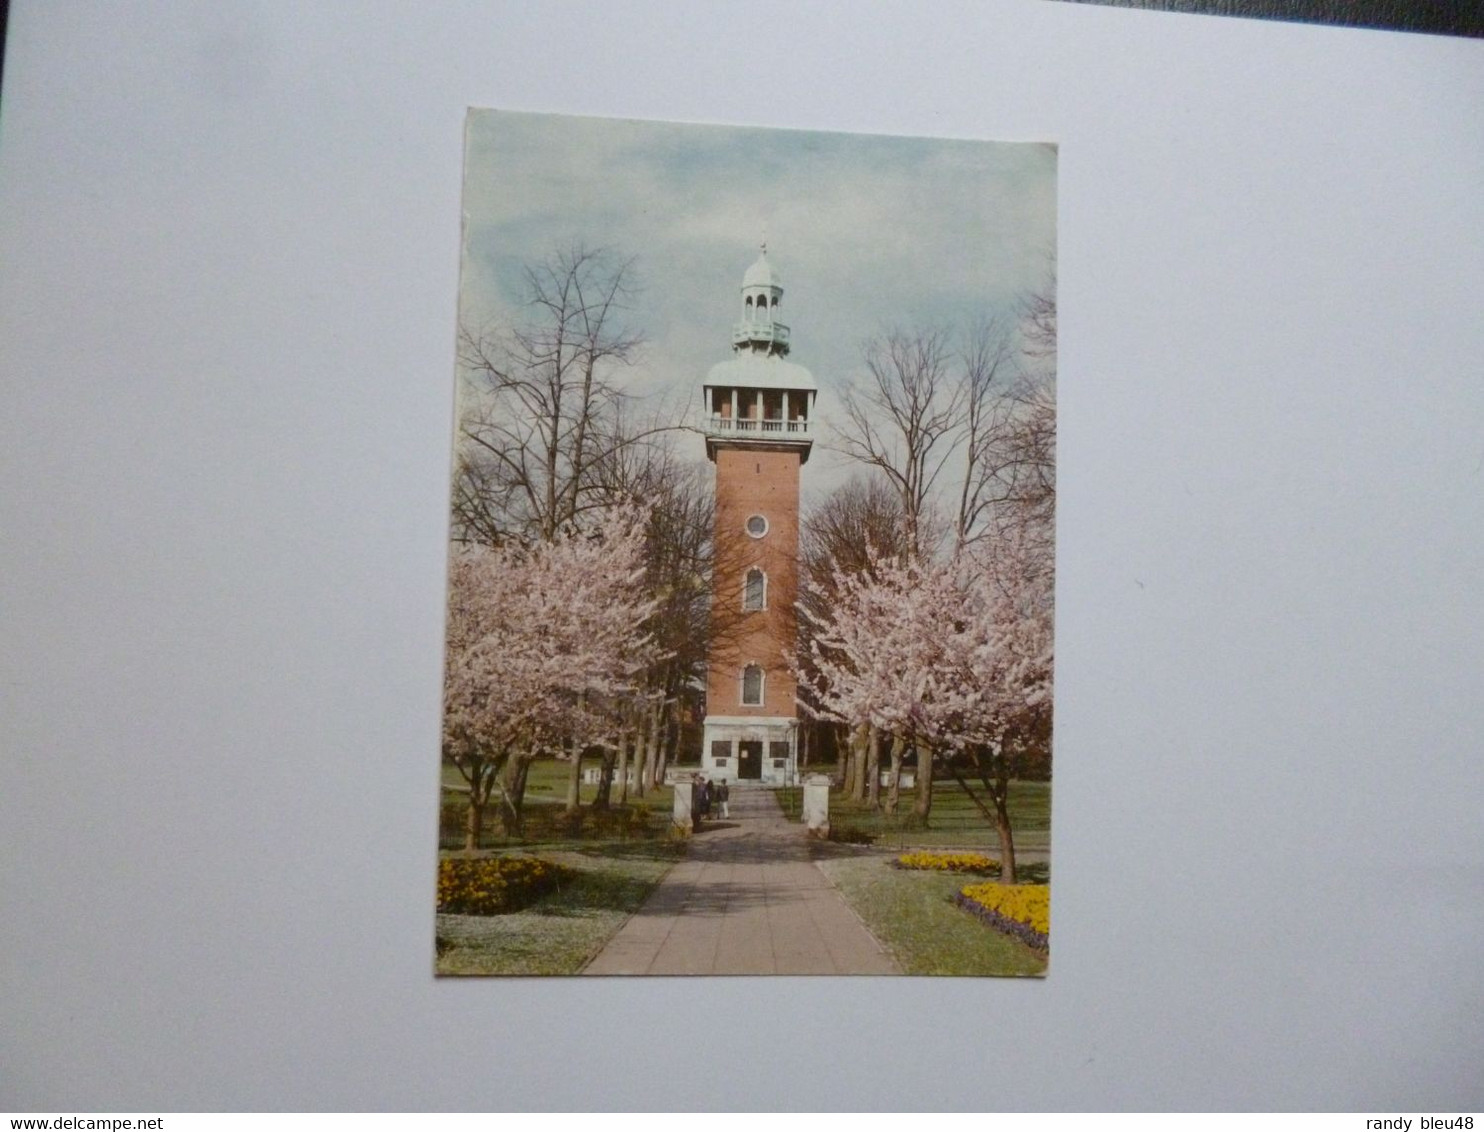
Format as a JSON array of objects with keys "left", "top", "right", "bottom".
[
  {"left": 950, "top": 527, "right": 1054, "bottom": 881},
  {"left": 798, "top": 531, "right": 1052, "bottom": 877},
  {"left": 442, "top": 507, "right": 658, "bottom": 846},
  {"left": 799, "top": 551, "right": 984, "bottom": 823}
]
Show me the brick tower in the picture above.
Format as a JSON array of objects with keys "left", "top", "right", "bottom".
[{"left": 700, "top": 246, "right": 817, "bottom": 786}]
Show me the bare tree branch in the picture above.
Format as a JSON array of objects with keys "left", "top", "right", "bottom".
[{"left": 454, "top": 243, "right": 647, "bottom": 544}]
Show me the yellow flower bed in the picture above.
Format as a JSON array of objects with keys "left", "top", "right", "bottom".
[
  {"left": 895, "top": 851, "right": 999, "bottom": 874},
  {"left": 437, "top": 856, "right": 568, "bottom": 916},
  {"left": 957, "top": 881, "right": 1050, "bottom": 948}
]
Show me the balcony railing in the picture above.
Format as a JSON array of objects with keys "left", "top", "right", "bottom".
[
  {"left": 731, "top": 322, "right": 791, "bottom": 349},
  {"left": 705, "top": 415, "right": 813, "bottom": 440}
]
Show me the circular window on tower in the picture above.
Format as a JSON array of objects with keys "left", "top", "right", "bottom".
[{"left": 745, "top": 514, "right": 768, "bottom": 539}]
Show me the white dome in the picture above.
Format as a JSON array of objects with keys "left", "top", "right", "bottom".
[
  {"left": 705, "top": 352, "right": 816, "bottom": 392},
  {"left": 742, "top": 250, "right": 781, "bottom": 291}
]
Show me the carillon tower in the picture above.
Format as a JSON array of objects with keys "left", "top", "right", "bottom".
[{"left": 700, "top": 246, "right": 817, "bottom": 786}]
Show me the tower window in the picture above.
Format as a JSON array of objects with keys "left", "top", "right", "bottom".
[
  {"left": 743, "top": 567, "right": 766, "bottom": 611},
  {"left": 745, "top": 514, "right": 768, "bottom": 538},
  {"left": 741, "top": 664, "right": 764, "bottom": 706}
]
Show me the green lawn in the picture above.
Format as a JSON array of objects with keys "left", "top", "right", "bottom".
[
  {"left": 779, "top": 773, "right": 1050, "bottom": 854},
  {"left": 435, "top": 842, "right": 684, "bottom": 975},
  {"left": 819, "top": 855, "right": 1048, "bottom": 976}
]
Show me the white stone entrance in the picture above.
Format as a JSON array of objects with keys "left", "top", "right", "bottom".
[{"left": 701, "top": 715, "right": 797, "bottom": 786}]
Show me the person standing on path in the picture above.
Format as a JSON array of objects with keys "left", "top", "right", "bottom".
[{"left": 717, "top": 779, "right": 730, "bottom": 819}]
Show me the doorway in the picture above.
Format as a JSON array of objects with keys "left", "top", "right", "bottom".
[{"left": 737, "top": 740, "right": 763, "bottom": 780}]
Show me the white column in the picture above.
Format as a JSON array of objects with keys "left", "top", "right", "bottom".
[
  {"left": 673, "top": 777, "right": 699, "bottom": 835},
  {"left": 782, "top": 390, "right": 790, "bottom": 425},
  {"left": 730, "top": 387, "right": 738, "bottom": 425},
  {"left": 756, "top": 389, "right": 764, "bottom": 422},
  {"left": 803, "top": 776, "right": 831, "bottom": 839}
]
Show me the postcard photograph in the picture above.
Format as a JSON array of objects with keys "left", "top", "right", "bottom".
[{"left": 437, "top": 109, "right": 1056, "bottom": 976}]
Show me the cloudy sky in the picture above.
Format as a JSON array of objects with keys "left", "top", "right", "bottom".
[{"left": 458, "top": 109, "right": 1056, "bottom": 496}]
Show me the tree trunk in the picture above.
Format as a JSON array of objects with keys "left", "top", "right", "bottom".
[
  {"left": 564, "top": 745, "right": 584, "bottom": 814},
  {"left": 633, "top": 733, "right": 648, "bottom": 799},
  {"left": 454, "top": 757, "right": 492, "bottom": 853},
  {"left": 866, "top": 724, "right": 882, "bottom": 809},
  {"left": 849, "top": 723, "right": 869, "bottom": 803},
  {"left": 800, "top": 723, "right": 811, "bottom": 771},
  {"left": 633, "top": 729, "right": 649, "bottom": 798},
  {"left": 885, "top": 734, "right": 905, "bottom": 815},
  {"left": 976, "top": 746, "right": 1018, "bottom": 884},
  {"left": 594, "top": 743, "right": 616, "bottom": 810},
  {"left": 499, "top": 754, "right": 532, "bottom": 836},
  {"left": 656, "top": 703, "right": 674, "bottom": 784},
  {"left": 838, "top": 723, "right": 855, "bottom": 794},
  {"left": 464, "top": 788, "right": 484, "bottom": 853},
  {"left": 564, "top": 693, "right": 589, "bottom": 813},
  {"left": 993, "top": 792, "right": 1017, "bottom": 884},
  {"left": 913, "top": 745, "right": 934, "bottom": 824},
  {"left": 950, "top": 759, "right": 1016, "bottom": 881},
  {"left": 643, "top": 701, "right": 662, "bottom": 791},
  {"left": 616, "top": 727, "right": 631, "bottom": 804}
]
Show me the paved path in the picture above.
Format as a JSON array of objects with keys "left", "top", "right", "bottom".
[{"left": 583, "top": 787, "right": 899, "bottom": 975}]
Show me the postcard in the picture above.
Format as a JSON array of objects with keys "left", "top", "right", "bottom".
[{"left": 438, "top": 110, "right": 1055, "bottom": 976}]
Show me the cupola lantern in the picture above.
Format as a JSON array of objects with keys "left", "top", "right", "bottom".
[{"left": 703, "top": 244, "right": 817, "bottom": 465}]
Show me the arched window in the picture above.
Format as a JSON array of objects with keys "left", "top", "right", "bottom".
[
  {"left": 757, "top": 295, "right": 768, "bottom": 316},
  {"left": 741, "top": 664, "right": 764, "bottom": 706},
  {"left": 743, "top": 567, "right": 766, "bottom": 611},
  {"left": 745, "top": 296, "right": 753, "bottom": 319}
]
